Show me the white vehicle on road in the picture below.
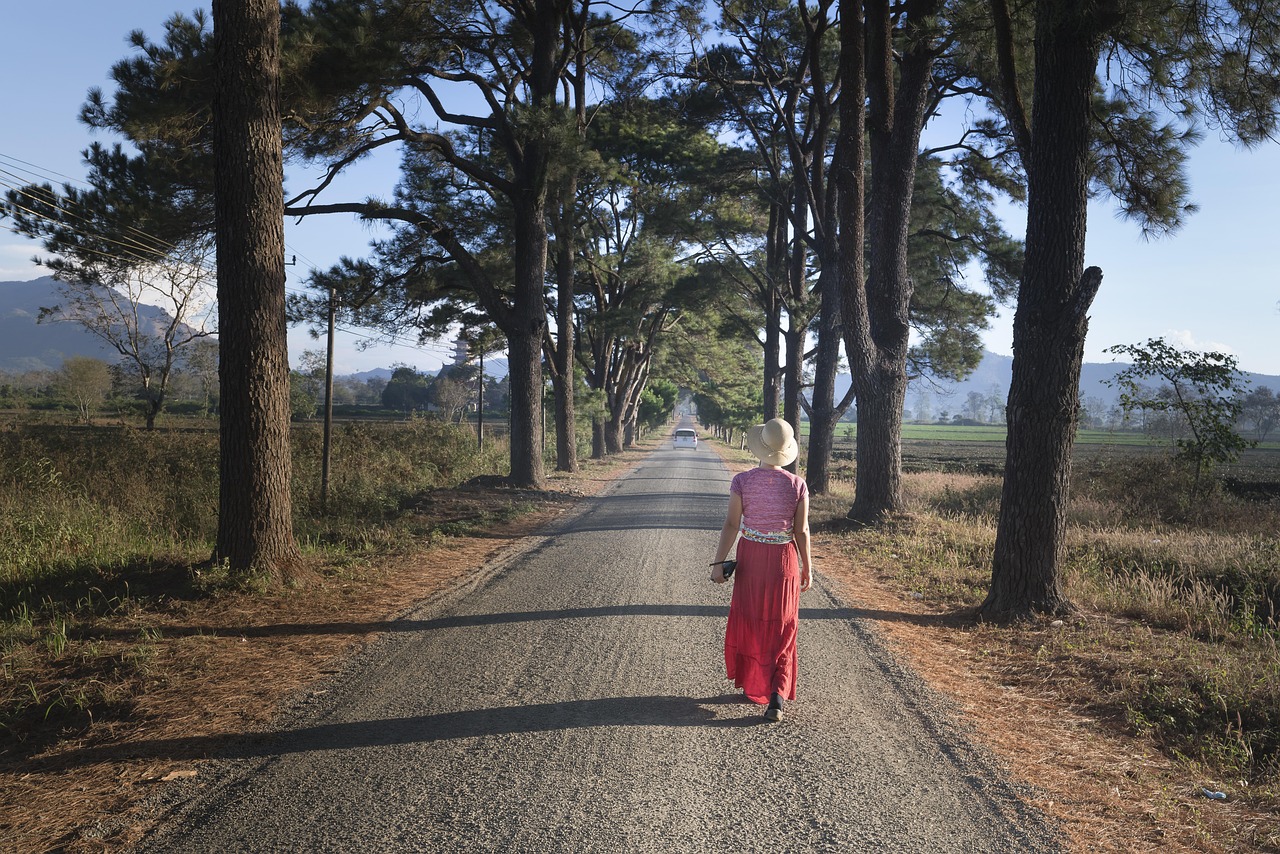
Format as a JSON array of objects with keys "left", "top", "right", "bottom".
[{"left": 673, "top": 428, "right": 698, "bottom": 448}]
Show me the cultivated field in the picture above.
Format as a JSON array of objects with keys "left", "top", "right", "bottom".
[{"left": 819, "top": 422, "right": 1280, "bottom": 489}]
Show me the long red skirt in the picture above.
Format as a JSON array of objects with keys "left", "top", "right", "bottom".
[{"left": 724, "top": 537, "right": 800, "bottom": 704}]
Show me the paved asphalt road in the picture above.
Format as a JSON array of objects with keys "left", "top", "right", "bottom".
[{"left": 137, "top": 420, "right": 1060, "bottom": 853}]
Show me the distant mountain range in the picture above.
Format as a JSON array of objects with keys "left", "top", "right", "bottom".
[
  {"left": 345, "top": 358, "right": 511, "bottom": 383},
  {"left": 834, "top": 350, "right": 1280, "bottom": 419},
  {"left": 0, "top": 277, "right": 509, "bottom": 380},
  {"left": 0, "top": 277, "right": 130, "bottom": 372},
  {"left": 2, "top": 277, "right": 1271, "bottom": 397}
]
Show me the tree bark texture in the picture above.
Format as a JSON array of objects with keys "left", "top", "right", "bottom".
[
  {"left": 506, "top": 203, "right": 547, "bottom": 488},
  {"left": 805, "top": 263, "right": 848, "bottom": 494},
  {"left": 211, "top": 0, "right": 299, "bottom": 574},
  {"left": 603, "top": 344, "right": 634, "bottom": 455},
  {"left": 619, "top": 354, "right": 651, "bottom": 450},
  {"left": 782, "top": 320, "right": 805, "bottom": 473},
  {"left": 605, "top": 418, "right": 623, "bottom": 455},
  {"left": 836, "top": 0, "right": 867, "bottom": 501},
  {"left": 791, "top": 3, "right": 843, "bottom": 488},
  {"left": 551, "top": 173, "right": 578, "bottom": 474},
  {"left": 592, "top": 419, "right": 605, "bottom": 460},
  {"left": 601, "top": 333, "right": 653, "bottom": 455},
  {"left": 782, "top": 176, "right": 809, "bottom": 473},
  {"left": 763, "top": 297, "right": 782, "bottom": 421},
  {"left": 492, "top": 0, "right": 563, "bottom": 489},
  {"left": 762, "top": 203, "right": 787, "bottom": 420},
  {"left": 982, "top": 0, "right": 1106, "bottom": 620},
  {"left": 847, "top": 0, "right": 939, "bottom": 522},
  {"left": 801, "top": 35, "right": 846, "bottom": 494},
  {"left": 549, "top": 38, "right": 586, "bottom": 475},
  {"left": 804, "top": 395, "right": 839, "bottom": 494}
]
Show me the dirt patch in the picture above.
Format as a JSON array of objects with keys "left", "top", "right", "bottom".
[{"left": 0, "top": 446, "right": 648, "bottom": 853}]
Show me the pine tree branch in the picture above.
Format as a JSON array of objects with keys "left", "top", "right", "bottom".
[{"left": 991, "top": 0, "right": 1032, "bottom": 162}]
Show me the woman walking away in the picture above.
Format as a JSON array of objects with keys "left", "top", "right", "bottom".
[{"left": 710, "top": 417, "right": 812, "bottom": 722}]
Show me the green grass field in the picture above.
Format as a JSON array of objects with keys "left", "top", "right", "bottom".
[
  {"left": 798, "top": 421, "right": 1280, "bottom": 484},
  {"left": 818, "top": 421, "right": 1280, "bottom": 447}
]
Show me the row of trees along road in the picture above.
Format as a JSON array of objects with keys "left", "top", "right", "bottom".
[{"left": 5, "top": 1, "right": 1280, "bottom": 617}]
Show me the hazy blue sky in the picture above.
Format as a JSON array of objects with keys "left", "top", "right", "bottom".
[{"left": 2, "top": 2, "right": 1278, "bottom": 376}]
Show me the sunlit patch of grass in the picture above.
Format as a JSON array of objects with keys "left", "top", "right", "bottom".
[
  {"left": 822, "top": 466, "right": 1280, "bottom": 794},
  {"left": 1063, "top": 527, "right": 1280, "bottom": 637},
  {"left": 0, "top": 418, "right": 522, "bottom": 752}
]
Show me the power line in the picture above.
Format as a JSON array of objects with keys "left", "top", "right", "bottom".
[
  {"left": 0, "top": 152, "right": 87, "bottom": 190},
  {"left": 0, "top": 175, "right": 182, "bottom": 268}
]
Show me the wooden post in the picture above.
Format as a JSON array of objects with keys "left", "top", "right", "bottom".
[{"left": 320, "top": 287, "right": 335, "bottom": 514}]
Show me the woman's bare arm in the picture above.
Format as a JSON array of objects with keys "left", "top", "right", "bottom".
[
  {"left": 710, "top": 492, "right": 743, "bottom": 583},
  {"left": 793, "top": 492, "right": 812, "bottom": 591}
]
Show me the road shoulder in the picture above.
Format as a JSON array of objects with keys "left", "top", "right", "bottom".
[{"left": 1, "top": 445, "right": 652, "bottom": 853}]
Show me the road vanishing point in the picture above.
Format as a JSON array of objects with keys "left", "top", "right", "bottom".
[{"left": 138, "top": 422, "right": 1060, "bottom": 853}]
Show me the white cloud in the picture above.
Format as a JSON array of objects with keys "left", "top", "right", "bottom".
[
  {"left": 1163, "top": 329, "right": 1237, "bottom": 356},
  {"left": 0, "top": 240, "right": 46, "bottom": 280},
  {"left": 0, "top": 266, "right": 41, "bottom": 281}
]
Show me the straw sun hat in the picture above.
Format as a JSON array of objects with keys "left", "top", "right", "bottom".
[{"left": 746, "top": 417, "right": 798, "bottom": 467}]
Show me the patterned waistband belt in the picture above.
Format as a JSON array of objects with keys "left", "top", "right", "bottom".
[{"left": 740, "top": 525, "right": 794, "bottom": 545}]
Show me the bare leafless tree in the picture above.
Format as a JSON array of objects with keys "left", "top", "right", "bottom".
[{"left": 39, "top": 237, "right": 216, "bottom": 429}]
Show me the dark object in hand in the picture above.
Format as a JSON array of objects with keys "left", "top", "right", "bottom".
[{"left": 709, "top": 559, "right": 737, "bottom": 579}]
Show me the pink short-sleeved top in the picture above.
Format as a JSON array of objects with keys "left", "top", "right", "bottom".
[{"left": 730, "top": 466, "right": 808, "bottom": 534}]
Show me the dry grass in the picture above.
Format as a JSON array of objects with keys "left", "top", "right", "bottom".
[
  {"left": 8, "top": 432, "right": 1279, "bottom": 852},
  {"left": 806, "top": 466, "right": 1280, "bottom": 853},
  {"left": 0, "top": 443, "right": 651, "bottom": 853}
]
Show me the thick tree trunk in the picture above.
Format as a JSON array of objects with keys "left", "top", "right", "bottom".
[
  {"left": 506, "top": 288, "right": 545, "bottom": 487},
  {"left": 806, "top": 266, "right": 848, "bottom": 494},
  {"left": 498, "top": 0, "right": 559, "bottom": 489},
  {"left": 551, "top": 186, "right": 578, "bottom": 473},
  {"left": 982, "top": 1, "right": 1105, "bottom": 621},
  {"left": 782, "top": 321, "right": 804, "bottom": 469},
  {"left": 805, "top": 410, "right": 837, "bottom": 493},
  {"left": 850, "top": 358, "right": 907, "bottom": 518},
  {"left": 846, "top": 0, "right": 938, "bottom": 522},
  {"left": 836, "top": 0, "right": 867, "bottom": 502},
  {"left": 211, "top": 0, "right": 299, "bottom": 574},
  {"left": 763, "top": 295, "right": 782, "bottom": 421},
  {"left": 604, "top": 414, "right": 623, "bottom": 455},
  {"left": 549, "top": 58, "right": 584, "bottom": 474},
  {"left": 602, "top": 344, "right": 647, "bottom": 456},
  {"left": 983, "top": 271, "right": 1101, "bottom": 619},
  {"left": 620, "top": 358, "right": 650, "bottom": 450},
  {"left": 604, "top": 350, "right": 629, "bottom": 455},
  {"left": 588, "top": 340, "right": 609, "bottom": 459},
  {"left": 782, "top": 180, "right": 808, "bottom": 473},
  {"left": 592, "top": 419, "right": 605, "bottom": 459},
  {"left": 762, "top": 203, "right": 787, "bottom": 420}
]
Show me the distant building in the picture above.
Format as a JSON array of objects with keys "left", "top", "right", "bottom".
[{"left": 452, "top": 337, "right": 469, "bottom": 366}]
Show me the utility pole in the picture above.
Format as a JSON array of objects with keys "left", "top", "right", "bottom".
[
  {"left": 320, "top": 287, "right": 335, "bottom": 514},
  {"left": 478, "top": 347, "right": 485, "bottom": 451}
]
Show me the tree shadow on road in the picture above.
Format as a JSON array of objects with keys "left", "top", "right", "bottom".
[
  {"left": 69, "top": 602, "right": 955, "bottom": 643},
  {"left": 24, "top": 694, "right": 764, "bottom": 772}
]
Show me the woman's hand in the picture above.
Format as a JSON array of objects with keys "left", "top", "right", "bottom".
[
  {"left": 710, "top": 566, "right": 726, "bottom": 584},
  {"left": 800, "top": 563, "right": 812, "bottom": 592}
]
